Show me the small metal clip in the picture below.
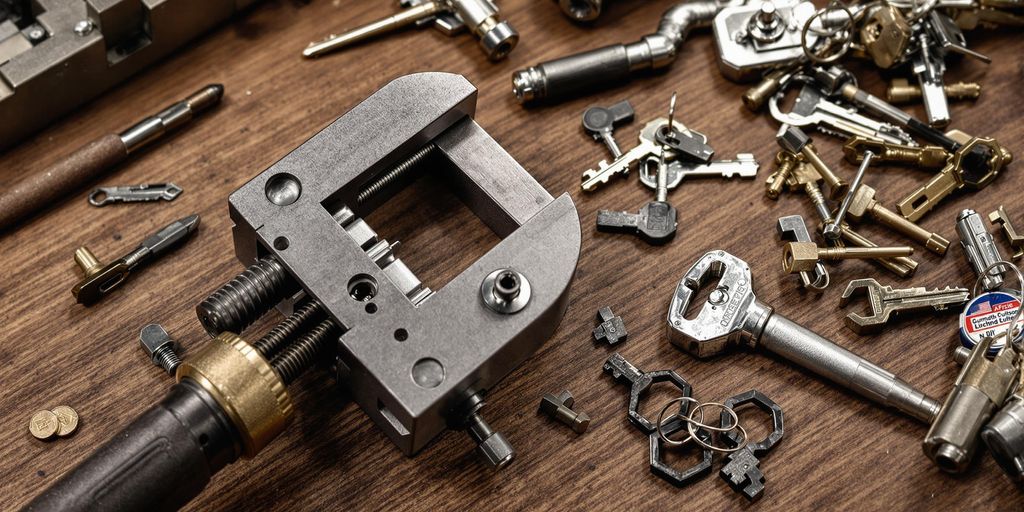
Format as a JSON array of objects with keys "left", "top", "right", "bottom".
[{"left": 88, "top": 183, "right": 183, "bottom": 207}]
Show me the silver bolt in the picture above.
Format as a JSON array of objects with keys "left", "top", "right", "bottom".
[
  {"left": 28, "top": 28, "right": 45, "bottom": 40},
  {"left": 139, "top": 324, "right": 181, "bottom": 376},
  {"left": 74, "top": 20, "right": 94, "bottom": 36}
]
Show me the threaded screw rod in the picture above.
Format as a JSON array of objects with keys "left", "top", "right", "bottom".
[
  {"left": 197, "top": 256, "right": 298, "bottom": 336},
  {"left": 271, "top": 319, "right": 339, "bottom": 385},
  {"left": 254, "top": 300, "right": 325, "bottom": 359},
  {"left": 356, "top": 144, "right": 435, "bottom": 204}
]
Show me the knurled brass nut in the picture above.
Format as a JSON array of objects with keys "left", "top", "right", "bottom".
[{"left": 177, "top": 332, "right": 293, "bottom": 458}]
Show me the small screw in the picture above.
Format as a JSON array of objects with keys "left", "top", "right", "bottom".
[
  {"left": 139, "top": 324, "right": 181, "bottom": 375},
  {"left": 28, "top": 27, "right": 45, "bottom": 40},
  {"left": 74, "top": 20, "right": 94, "bottom": 36},
  {"left": 540, "top": 390, "right": 590, "bottom": 434}
]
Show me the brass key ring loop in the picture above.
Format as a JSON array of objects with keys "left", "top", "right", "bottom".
[{"left": 972, "top": 260, "right": 1024, "bottom": 352}]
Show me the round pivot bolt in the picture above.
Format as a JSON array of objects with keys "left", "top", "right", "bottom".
[
  {"left": 73, "top": 20, "right": 94, "bottom": 36},
  {"left": 481, "top": 268, "right": 531, "bottom": 314},
  {"left": 139, "top": 323, "right": 181, "bottom": 375}
]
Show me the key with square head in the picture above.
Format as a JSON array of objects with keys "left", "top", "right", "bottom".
[
  {"left": 845, "top": 183, "right": 950, "bottom": 255},
  {"left": 777, "top": 215, "right": 829, "bottom": 290},
  {"left": 769, "top": 81, "right": 915, "bottom": 146},
  {"left": 654, "top": 119, "right": 714, "bottom": 163},
  {"left": 582, "top": 100, "right": 635, "bottom": 158},
  {"left": 896, "top": 136, "right": 1012, "bottom": 222},
  {"left": 839, "top": 278, "right": 970, "bottom": 334},
  {"left": 638, "top": 154, "right": 759, "bottom": 190},
  {"left": 581, "top": 119, "right": 670, "bottom": 192},
  {"left": 667, "top": 250, "right": 941, "bottom": 423}
]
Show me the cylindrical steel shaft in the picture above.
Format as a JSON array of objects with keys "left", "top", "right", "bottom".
[
  {"left": 824, "top": 152, "right": 873, "bottom": 239},
  {"left": 759, "top": 313, "right": 940, "bottom": 423},
  {"left": 302, "top": 1, "right": 444, "bottom": 58}
]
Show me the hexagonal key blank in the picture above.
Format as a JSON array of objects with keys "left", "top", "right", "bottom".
[
  {"left": 650, "top": 415, "right": 713, "bottom": 487},
  {"left": 718, "top": 390, "right": 785, "bottom": 502},
  {"left": 602, "top": 353, "right": 691, "bottom": 433}
]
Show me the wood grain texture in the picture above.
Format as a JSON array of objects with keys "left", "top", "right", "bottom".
[{"left": 1, "top": 1, "right": 1023, "bottom": 509}]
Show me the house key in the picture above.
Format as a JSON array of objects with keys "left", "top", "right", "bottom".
[{"left": 89, "top": 183, "right": 183, "bottom": 207}]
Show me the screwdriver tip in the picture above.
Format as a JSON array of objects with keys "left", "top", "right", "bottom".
[{"left": 179, "top": 214, "right": 201, "bottom": 232}]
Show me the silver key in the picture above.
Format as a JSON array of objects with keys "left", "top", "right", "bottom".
[
  {"left": 769, "top": 82, "right": 915, "bottom": 146},
  {"left": 581, "top": 118, "right": 677, "bottom": 192},
  {"left": 89, "top": 183, "right": 183, "bottom": 207},
  {"left": 638, "top": 153, "right": 759, "bottom": 190},
  {"left": 668, "top": 250, "right": 940, "bottom": 423}
]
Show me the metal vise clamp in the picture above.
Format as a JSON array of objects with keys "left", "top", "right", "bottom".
[{"left": 212, "top": 72, "right": 581, "bottom": 466}]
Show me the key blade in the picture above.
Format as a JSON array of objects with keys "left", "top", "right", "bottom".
[
  {"left": 139, "top": 214, "right": 201, "bottom": 256},
  {"left": 581, "top": 142, "right": 660, "bottom": 192}
]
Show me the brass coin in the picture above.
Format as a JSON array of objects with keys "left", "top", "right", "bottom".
[
  {"left": 29, "top": 410, "right": 59, "bottom": 440},
  {"left": 52, "top": 406, "right": 79, "bottom": 437}
]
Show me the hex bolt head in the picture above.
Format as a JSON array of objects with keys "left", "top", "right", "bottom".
[
  {"left": 776, "top": 125, "right": 809, "bottom": 154},
  {"left": 139, "top": 323, "right": 181, "bottom": 375}
]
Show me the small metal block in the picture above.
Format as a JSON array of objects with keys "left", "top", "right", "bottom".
[
  {"left": 776, "top": 125, "right": 809, "bottom": 154},
  {"left": 592, "top": 307, "right": 627, "bottom": 344},
  {"left": 720, "top": 448, "right": 766, "bottom": 501}
]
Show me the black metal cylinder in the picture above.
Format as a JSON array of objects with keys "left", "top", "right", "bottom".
[
  {"left": 514, "top": 44, "right": 634, "bottom": 103},
  {"left": 22, "top": 379, "right": 239, "bottom": 512},
  {"left": 196, "top": 256, "right": 298, "bottom": 336}
]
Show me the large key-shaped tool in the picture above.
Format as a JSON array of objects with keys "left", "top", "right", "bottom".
[
  {"left": 839, "top": 278, "right": 970, "bottom": 334},
  {"left": 667, "top": 250, "right": 940, "bottom": 423}
]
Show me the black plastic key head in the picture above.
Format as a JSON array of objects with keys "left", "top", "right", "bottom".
[
  {"left": 596, "top": 201, "right": 676, "bottom": 246},
  {"left": 582, "top": 100, "right": 635, "bottom": 138}
]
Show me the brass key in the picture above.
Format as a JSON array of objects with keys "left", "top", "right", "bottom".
[
  {"left": 897, "top": 137, "right": 1013, "bottom": 222},
  {"left": 840, "top": 223, "right": 919, "bottom": 278},
  {"left": 843, "top": 136, "right": 949, "bottom": 170},
  {"left": 847, "top": 183, "right": 950, "bottom": 255},
  {"left": 777, "top": 125, "right": 849, "bottom": 200}
]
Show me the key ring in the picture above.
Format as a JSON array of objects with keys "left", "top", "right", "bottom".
[
  {"left": 800, "top": 4, "right": 854, "bottom": 64},
  {"left": 656, "top": 397, "right": 748, "bottom": 453},
  {"left": 972, "top": 260, "right": 1024, "bottom": 351}
]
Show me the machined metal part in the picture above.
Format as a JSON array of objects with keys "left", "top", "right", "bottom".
[
  {"left": 887, "top": 78, "right": 981, "bottom": 105},
  {"left": 555, "top": 0, "right": 606, "bottom": 22},
  {"left": 990, "top": 206, "right": 1024, "bottom": 260},
  {"left": 840, "top": 223, "right": 920, "bottom": 278},
  {"left": 839, "top": 278, "right": 970, "bottom": 334},
  {"left": 958, "top": 208, "right": 1007, "bottom": 291},
  {"left": 303, "top": 0, "right": 518, "bottom": 61},
  {"left": 602, "top": 353, "right": 692, "bottom": 434},
  {"left": 650, "top": 416, "right": 713, "bottom": 487},
  {"left": 718, "top": 390, "right": 784, "bottom": 502},
  {"left": 982, "top": 396, "right": 1024, "bottom": 484},
  {"left": 72, "top": 214, "right": 200, "bottom": 305},
  {"left": 539, "top": 390, "right": 590, "bottom": 434},
  {"left": 782, "top": 242, "right": 914, "bottom": 274},
  {"left": 823, "top": 150, "right": 873, "bottom": 240},
  {"left": 0, "top": 1, "right": 249, "bottom": 151},
  {"left": 220, "top": 73, "right": 581, "bottom": 461},
  {"left": 923, "top": 337, "right": 1018, "bottom": 473},
  {"left": 667, "top": 250, "right": 940, "bottom": 423},
  {"left": 89, "top": 183, "right": 182, "bottom": 207},
  {"left": 777, "top": 215, "right": 829, "bottom": 290},
  {"left": 511, "top": 0, "right": 727, "bottom": 103},
  {"left": 713, "top": 0, "right": 820, "bottom": 81},
  {"left": 593, "top": 306, "right": 628, "bottom": 345},
  {"left": 139, "top": 323, "right": 182, "bottom": 375}
]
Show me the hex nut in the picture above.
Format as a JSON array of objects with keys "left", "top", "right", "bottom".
[
  {"left": 776, "top": 125, "right": 809, "bottom": 154},
  {"left": 477, "top": 431, "right": 515, "bottom": 469},
  {"left": 783, "top": 242, "right": 820, "bottom": 273}
]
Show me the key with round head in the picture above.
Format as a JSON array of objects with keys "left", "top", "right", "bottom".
[
  {"left": 667, "top": 250, "right": 940, "bottom": 423},
  {"left": 582, "top": 100, "right": 635, "bottom": 158}
]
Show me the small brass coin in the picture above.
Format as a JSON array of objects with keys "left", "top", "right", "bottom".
[
  {"left": 52, "top": 406, "right": 80, "bottom": 437},
  {"left": 29, "top": 410, "right": 59, "bottom": 440}
]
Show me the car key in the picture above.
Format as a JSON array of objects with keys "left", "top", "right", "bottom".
[
  {"left": 582, "top": 100, "right": 635, "bottom": 158},
  {"left": 668, "top": 250, "right": 941, "bottom": 423}
]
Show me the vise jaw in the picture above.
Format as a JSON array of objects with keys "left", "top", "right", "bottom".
[{"left": 225, "top": 72, "right": 580, "bottom": 460}]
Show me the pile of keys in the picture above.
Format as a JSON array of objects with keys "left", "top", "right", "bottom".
[{"left": 580, "top": 94, "right": 759, "bottom": 245}]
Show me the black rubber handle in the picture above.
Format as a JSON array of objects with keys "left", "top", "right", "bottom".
[
  {"left": 538, "top": 44, "right": 634, "bottom": 101},
  {"left": 23, "top": 380, "right": 239, "bottom": 512}
]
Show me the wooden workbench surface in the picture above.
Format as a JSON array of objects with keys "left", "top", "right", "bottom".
[{"left": 2, "top": 1, "right": 1023, "bottom": 509}]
